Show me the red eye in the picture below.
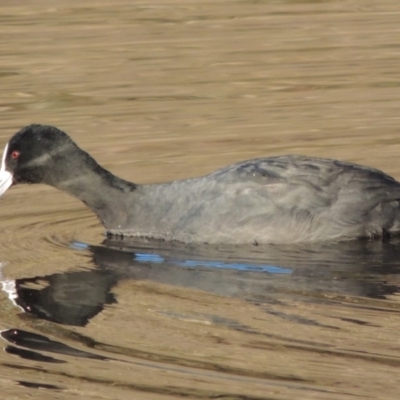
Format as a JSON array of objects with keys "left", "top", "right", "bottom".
[{"left": 11, "top": 150, "right": 20, "bottom": 159}]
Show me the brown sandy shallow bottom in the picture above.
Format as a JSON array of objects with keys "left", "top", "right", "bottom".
[{"left": 0, "top": 1, "right": 400, "bottom": 399}]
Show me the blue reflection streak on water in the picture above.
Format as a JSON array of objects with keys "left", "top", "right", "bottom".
[
  {"left": 71, "top": 242, "right": 292, "bottom": 275},
  {"left": 134, "top": 253, "right": 292, "bottom": 274},
  {"left": 71, "top": 241, "right": 90, "bottom": 250}
]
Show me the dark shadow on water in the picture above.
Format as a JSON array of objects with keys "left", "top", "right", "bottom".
[
  {"left": 0, "top": 328, "right": 108, "bottom": 363},
  {"left": 4, "top": 238, "right": 400, "bottom": 327}
]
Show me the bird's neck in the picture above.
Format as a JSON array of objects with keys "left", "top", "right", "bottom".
[{"left": 54, "top": 155, "right": 138, "bottom": 230}]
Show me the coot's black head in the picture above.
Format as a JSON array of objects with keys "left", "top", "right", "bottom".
[{"left": 0, "top": 124, "right": 80, "bottom": 195}]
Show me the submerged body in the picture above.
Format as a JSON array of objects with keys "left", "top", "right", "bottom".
[{"left": 1, "top": 124, "right": 400, "bottom": 245}]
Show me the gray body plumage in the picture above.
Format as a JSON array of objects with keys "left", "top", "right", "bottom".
[{"left": 105, "top": 155, "right": 400, "bottom": 244}]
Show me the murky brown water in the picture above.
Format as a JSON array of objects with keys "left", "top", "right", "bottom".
[{"left": 1, "top": 1, "right": 400, "bottom": 399}]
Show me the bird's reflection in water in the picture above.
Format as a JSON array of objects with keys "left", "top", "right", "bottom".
[{"left": 6, "top": 238, "right": 400, "bottom": 327}]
